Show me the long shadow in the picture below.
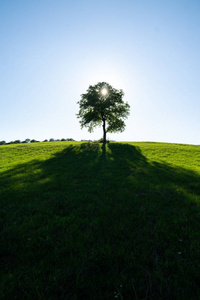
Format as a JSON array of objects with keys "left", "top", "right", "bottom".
[{"left": 0, "top": 143, "right": 200, "bottom": 299}]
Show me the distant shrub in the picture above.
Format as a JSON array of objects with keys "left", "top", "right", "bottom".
[
  {"left": 13, "top": 140, "right": 21, "bottom": 144},
  {"left": 43, "top": 139, "right": 48, "bottom": 142},
  {"left": 81, "top": 139, "right": 92, "bottom": 142},
  {"left": 49, "top": 138, "right": 54, "bottom": 142},
  {"left": 21, "top": 139, "right": 31, "bottom": 143},
  {"left": 30, "top": 139, "right": 39, "bottom": 143},
  {"left": 0, "top": 141, "right": 6, "bottom": 145},
  {"left": 60, "top": 138, "right": 75, "bottom": 141}
]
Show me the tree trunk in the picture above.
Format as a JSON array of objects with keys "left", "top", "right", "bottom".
[{"left": 102, "top": 118, "right": 106, "bottom": 144}]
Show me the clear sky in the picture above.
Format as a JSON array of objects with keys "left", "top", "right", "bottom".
[{"left": 1, "top": 0, "right": 200, "bottom": 144}]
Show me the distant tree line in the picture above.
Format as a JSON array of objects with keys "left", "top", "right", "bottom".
[{"left": 0, "top": 138, "right": 75, "bottom": 145}]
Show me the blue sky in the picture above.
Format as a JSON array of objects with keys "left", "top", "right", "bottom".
[{"left": 1, "top": 0, "right": 200, "bottom": 144}]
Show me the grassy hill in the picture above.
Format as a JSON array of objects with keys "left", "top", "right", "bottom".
[{"left": 0, "top": 141, "right": 200, "bottom": 299}]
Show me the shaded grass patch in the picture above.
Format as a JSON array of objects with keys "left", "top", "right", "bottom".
[{"left": 0, "top": 142, "right": 200, "bottom": 299}]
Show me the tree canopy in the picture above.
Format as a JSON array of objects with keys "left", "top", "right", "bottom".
[{"left": 77, "top": 82, "right": 130, "bottom": 143}]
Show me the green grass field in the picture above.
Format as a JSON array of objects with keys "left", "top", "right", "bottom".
[{"left": 0, "top": 141, "right": 200, "bottom": 299}]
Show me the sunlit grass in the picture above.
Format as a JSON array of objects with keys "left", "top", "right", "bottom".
[{"left": 0, "top": 141, "right": 200, "bottom": 299}]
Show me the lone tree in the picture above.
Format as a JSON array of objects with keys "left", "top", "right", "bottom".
[{"left": 77, "top": 82, "right": 130, "bottom": 143}]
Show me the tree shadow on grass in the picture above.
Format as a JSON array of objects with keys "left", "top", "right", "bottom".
[{"left": 0, "top": 143, "right": 200, "bottom": 299}]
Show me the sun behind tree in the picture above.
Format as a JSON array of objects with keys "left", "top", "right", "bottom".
[
  {"left": 77, "top": 82, "right": 130, "bottom": 143},
  {"left": 101, "top": 88, "right": 108, "bottom": 96}
]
